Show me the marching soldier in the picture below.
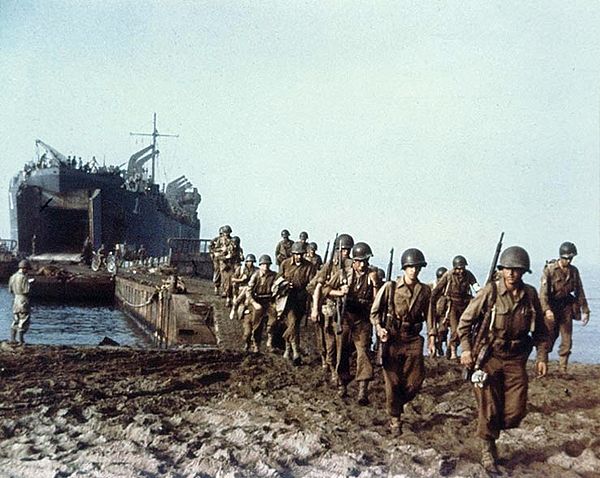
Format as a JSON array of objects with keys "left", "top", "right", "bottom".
[
  {"left": 309, "top": 233, "right": 354, "bottom": 382},
  {"left": 430, "top": 266, "right": 448, "bottom": 357},
  {"left": 8, "top": 260, "right": 33, "bottom": 345},
  {"left": 215, "top": 225, "right": 235, "bottom": 306},
  {"left": 209, "top": 227, "right": 224, "bottom": 295},
  {"left": 277, "top": 241, "right": 317, "bottom": 365},
  {"left": 275, "top": 229, "right": 294, "bottom": 270},
  {"left": 458, "top": 246, "right": 549, "bottom": 473},
  {"left": 370, "top": 248, "right": 432, "bottom": 435},
  {"left": 305, "top": 242, "right": 323, "bottom": 269},
  {"left": 298, "top": 231, "right": 309, "bottom": 245},
  {"left": 540, "top": 241, "right": 590, "bottom": 373},
  {"left": 324, "top": 242, "right": 378, "bottom": 405},
  {"left": 430, "top": 255, "right": 480, "bottom": 359},
  {"left": 244, "top": 255, "right": 277, "bottom": 352},
  {"left": 230, "top": 254, "right": 257, "bottom": 321}
]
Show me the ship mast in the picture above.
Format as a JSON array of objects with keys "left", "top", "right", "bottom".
[{"left": 129, "top": 113, "right": 179, "bottom": 184}]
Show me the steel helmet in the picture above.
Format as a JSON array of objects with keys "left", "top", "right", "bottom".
[
  {"left": 436, "top": 266, "right": 448, "bottom": 279},
  {"left": 281, "top": 229, "right": 290, "bottom": 237},
  {"left": 308, "top": 242, "right": 318, "bottom": 251},
  {"left": 232, "top": 236, "right": 240, "bottom": 244},
  {"left": 498, "top": 246, "right": 531, "bottom": 273},
  {"left": 299, "top": 231, "right": 309, "bottom": 241},
  {"left": 335, "top": 233, "right": 354, "bottom": 250},
  {"left": 245, "top": 254, "right": 256, "bottom": 263},
  {"left": 291, "top": 241, "right": 306, "bottom": 254},
  {"left": 259, "top": 254, "right": 272, "bottom": 265},
  {"left": 218, "top": 226, "right": 225, "bottom": 234},
  {"left": 352, "top": 242, "right": 373, "bottom": 261},
  {"left": 18, "top": 259, "right": 31, "bottom": 270},
  {"left": 222, "top": 225, "right": 232, "bottom": 234},
  {"left": 400, "top": 248, "right": 427, "bottom": 269},
  {"left": 559, "top": 241, "right": 577, "bottom": 259},
  {"left": 452, "top": 255, "right": 468, "bottom": 268}
]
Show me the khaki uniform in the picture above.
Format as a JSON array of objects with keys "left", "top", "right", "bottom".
[
  {"left": 325, "top": 267, "right": 377, "bottom": 385},
  {"left": 275, "top": 239, "right": 294, "bottom": 268},
  {"left": 457, "top": 280, "right": 549, "bottom": 440},
  {"left": 209, "top": 236, "right": 221, "bottom": 289},
  {"left": 277, "top": 257, "right": 317, "bottom": 356},
  {"left": 215, "top": 236, "right": 237, "bottom": 301},
  {"left": 306, "top": 253, "right": 323, "bottom": 270},
  {"left": 245, "top": 268, "right": 276, "bottom": 350},
  {"left": 370, "top": 277, "right": 431, "bottom": 418},
  {"left": 431, "top": 269, "right": 478, "bottom": 349},
  {"left": 8, "top": 270, "right": 31, "bottom": 333},
  {"left": 540, "top": 261, "right": 589, "bottom": 360}
]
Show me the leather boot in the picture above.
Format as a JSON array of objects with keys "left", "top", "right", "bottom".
[
  {"left": 357, "top": 381, "right": 369, "bottom": 406},
  {"left": 389, "top": 416, "right": 402, "bottom": 436},
  {"left": 10, "top": 329, "right": 16, "bottom": 344},
  {"left": 481, "top": 438, "right": 499, "bottom": 473},
  {"left": 283, "top": 342, "right": 291, "bottom": 360},
  {"left": 559, "top": 356, "right": 569, "bottom": 374}
]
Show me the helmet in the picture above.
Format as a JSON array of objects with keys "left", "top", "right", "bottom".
[
  {"left": 559, "top": 241, "right": 577, "bottom": 259},
  {"left": 222, "top": 225, "right": 232, "bottom": 234},
  {"left": 352, "top": 242, "right": 373, "bottom": 261},
  {"left": 335, "top": 233, "right": 354, "bottom": 250},
  {"left": 452, "top": 255, "right": 468, "bottom": 268},
  {"left": 291, "top": 241, "right": 306, "bottom": 254},
  {"left": 436, "top": 266, "right": 448, "bottom": 279},
  {"left": 18, "top": 259, "right": 31, "bottom": 270},
  {"left": 299, "top": 231, "right": 309, "bottom": 241},
  {"left": 308, "top": 242, "right": 318, "bottom": 251},
  {"left": 281, "top": 229, "right": 290, "bottom": 237},
  {"left": 218, "top": 226, "right": 225, "bottom": 234},
  {"left": 498, "top": 246, "right": 531, "bottom": 273},
  {"left": 259, "top": 254, "right": 272, "bottom": 265},
  {"left": 400, "top": 248, "right": 427, "bottom": 269},
  {"left": 232, "top": 236, "right": 240, "bottom": 244},
  {"left": 245, "top": 254, "right": 256, "bottom": 263}
]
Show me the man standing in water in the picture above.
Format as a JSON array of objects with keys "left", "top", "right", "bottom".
[
  {"left": 8, "top": 260, "right": 33, "bottom": 345},
  {"left": 458, "top": 246, "right": 549, "bottom": 473}
]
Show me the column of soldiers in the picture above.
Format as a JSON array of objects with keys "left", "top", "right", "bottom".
[{"left": 205, "top": 227, "right": 591, "bottom": 473}]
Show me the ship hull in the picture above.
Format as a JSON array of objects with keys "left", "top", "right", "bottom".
[{"left": 10, "top": 166, "right": 200, "bottom": 257}]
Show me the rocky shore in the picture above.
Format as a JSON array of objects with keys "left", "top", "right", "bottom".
[{"left": 0, "top": 280, "right": 599, "bottom": 477}]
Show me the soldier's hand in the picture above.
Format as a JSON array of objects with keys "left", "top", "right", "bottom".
[
  {"left": 252, "top": 301, "right": 262, "bottom": 312},
  {"left": 582, "top": 312, "right": 590, "bottom": 326},
  {"left": 460, "top": 350, "right": 474, "bottom": 368},
  {"left": 376, "top": 324, "right": 388, "bottom": 342},
  {"left": 340, "top": 285, "right": 350, "bottom": 295},
  {"left": 536, "top": 361, "right": 548, "bottom": 377},
  {"left": 544, "top": 310, "right": 555, "bottom": 322},
  {"left": 427, "top": 336, "right": 436, "bottom": 357}
]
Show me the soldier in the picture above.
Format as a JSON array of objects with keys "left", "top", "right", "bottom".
[
  {"left": 540, "top": 241, "right": 590, "bottom": 373},
  {"left": 215, "top": 226, "right": 236, "bottom": 307},
  {"left": 430, "top": 266, "right": 448, "bottom": 357},
  {"left": 430, "top": 255, "right": 480, "bottom": 359},
  {"left": 298, "top": 231, "right": 309, "bottom": 245},
  {"left": 370, "top": 248, "right": 431, "bottom": 435},
  {"left": 8, "top": 260, "right": 33, "bottom": 345},
  {"left": 305, "top": 242, "right": 323, "bottom": 269},
  {"left": 309, "top": 233, "right": 355, "bottom": 382},
  {"left": 246, "top": 255, "right": 277, "bottom": 352},
  {"left": 80, "top": 236, "right": 93, "bottom": 266},
  {"left": 277, "top": 241, "right": 317, "bottom": 365},
  {"left": 458, "top": 246, "right": 549, "bottom": 473},
  {"left": 209, "top": 227, "right": 224, "bottom": 295},
  {"left": 275, "top": 229, "right": 294, "bottom": 270},
  {"left": 324, "top": 242, "right": 378, "bottom": 404},
  {"left": 230, "top": 254, "right": 257, "bottom": 321}
]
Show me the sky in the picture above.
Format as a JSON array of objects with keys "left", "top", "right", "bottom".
[{"left": 1, "top": 0, "right": 599, "bottom": 281}]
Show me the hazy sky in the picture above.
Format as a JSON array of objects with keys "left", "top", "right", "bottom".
[{"left": 1, "top": 1, "right": 599, "bottom": 279}]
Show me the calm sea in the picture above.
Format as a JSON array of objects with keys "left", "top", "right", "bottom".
[{"left": 0, "top": 286, "right": 148, "bottom": 347}]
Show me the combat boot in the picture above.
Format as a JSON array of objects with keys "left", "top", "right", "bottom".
[
  {"left": 9, "top": 329, "right": 16, "bottom": 344},
  {"left": 481, "top": 438, "right": 499, "bottom": 473},
  {"left": 291, "top": 342, "right": 302, "bottom": 366},
  {"left": 330, "top": 369, "right": 338, "bottom": 386},
  {"left": 389, "top": 416, "right": 402, "bottom": 436},
  {"left": 225, "top": 297, "right": 232, "bottom": 308},
  {"left": 214, "top": 286, "right": 219, "bottom": 296},
  {"left": 266, "top": 334, "right": 274, "bottom": 352},
  {"left": 338, "top": 383, "right": 348, "bottom": 398},
  {"left": 357, "top": 381, "right": 369, "bottom": 406},
  {"left": 250, "top": 342, "right": 259, "bottom": 353},
  {"left": 283, "top": 343, "right": 291, "bottom": 360},
  {"left": 449, "top": 344, "right": 458, "bottom": 360},
  {"left": 559, "top": 356, "right": 569, "bottom": 374}
]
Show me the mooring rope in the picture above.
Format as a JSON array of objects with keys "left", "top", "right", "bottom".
[{"left": 115, "top": 290, "right": 159, "bottom": 308}]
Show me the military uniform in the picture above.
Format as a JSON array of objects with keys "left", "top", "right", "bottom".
[
  {"left": 430, "top": 268, "right": 478, "bottom": 356},
  {"left": 8, "top": 268, "right": 31, "bottom": 343},
  {"left": 275, "top": 238, "right": 294, "bottom": 268},
  {"left": 245, "top": 267, "right": 276, "bottom": 352},
  {"left": 458, "top": 279, "right": 549, "bottom": 440},
  {"left": 540, "top": 261, "right": 589, "bottom": 368},
  {"left": 370, "top": 276, "right": 431, "bottom": 420},
  {"left": 277, "top": 256, "right": 317, "bottom": 363}
]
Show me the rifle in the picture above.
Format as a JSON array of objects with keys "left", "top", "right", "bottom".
[
  {"left": 322, "top": 240, "right": 331, "bottom": 265},
  {"left": 464, "top": 232, "right": 504, "bottom": 381},
  {"left": 335, "top": 238, "right": 347, "bottom": 335},
  {"left": 375, "top": 248, "right": 394, "bottom": 366}
]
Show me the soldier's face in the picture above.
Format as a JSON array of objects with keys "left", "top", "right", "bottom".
[
  {"left": 558, "top": 257, "right": 572, "bottom": 268},
  {"left": 341, "top": 248, "right": 350, "bottom": 258},
  {"left": 502, "top": 267, "right": 524, "bottom": 287},
  {"left": 404, "top": 265, "right": 421, "bottom": 282},
  {"left": 260, "top": 263, "right": 270, "bottom": 272},
  {"left": 455, "top": 267, "right": 465, "bottom": 276},
  {"left": 353, "top": 259, "right": 368, "bottom": 273},
  {"left": 292, "top": 253, "right": 303, "bottom": 264}
]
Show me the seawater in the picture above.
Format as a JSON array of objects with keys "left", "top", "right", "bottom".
[{"left": 0, "top": 286, "right": 149, "bottom": 347}]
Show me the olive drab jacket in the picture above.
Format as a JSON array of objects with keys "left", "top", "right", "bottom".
[
  {"left": 8, "top": 269, "right": 31, "bottom": 313},
  {"left": 458, "top": 280, "right": 549, "bottom": 362},
  {"left": 540, "top": 261, "right": 589, "bottom": 316}
]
